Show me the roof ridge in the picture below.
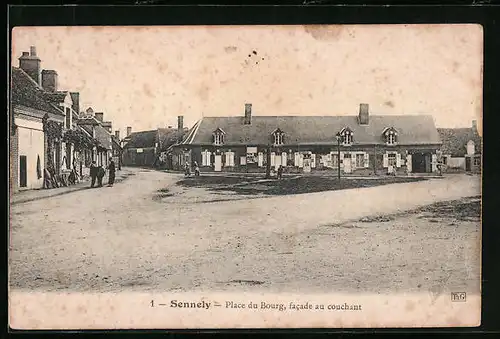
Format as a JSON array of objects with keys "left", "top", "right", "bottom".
[
  {"left": 15, "top": 67, "right": 45, "bottom": 91},
  {"left": 201, "top": 114, "right": 436, "bottom": 119}
]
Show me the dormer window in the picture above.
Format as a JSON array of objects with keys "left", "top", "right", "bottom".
[
  {"left": 382, "top": 127, "right": 398, "bottom": 146},
  {"left": 213, "top": 128, "right": 226, "bottom": 145},
  {"left": 272, "top": 128, "right": 285, "bottom": 146},
  {"left": 339, "top": 127, "right": 354, "bottom": 146}
]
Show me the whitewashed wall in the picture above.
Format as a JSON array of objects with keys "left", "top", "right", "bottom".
[
  {"left": 16, "top": 117, "right": 45, "bottom": 189},
  {"left": 447, "top": 157, "right": 466, "bottom": 169}
]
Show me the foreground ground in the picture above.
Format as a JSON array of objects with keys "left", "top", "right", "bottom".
[{"left": 9, "top": 167, "right": 481, "bottom": 295}]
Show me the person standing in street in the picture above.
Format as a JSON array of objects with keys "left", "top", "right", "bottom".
[
  {"left": 97, "top": 165, "right": 105, "bottom": 187},
  {"left": 90, "top": 161, "right": 98, "bottom": 188},
  {"left": 277, "top": 165, "right": 284, "bottom": 180},
  {"left": 194, "top": 161, "right": 200, "bottom": 177},
  {"left": 107, "top": 158, "right": 116, "bottom": 187}
]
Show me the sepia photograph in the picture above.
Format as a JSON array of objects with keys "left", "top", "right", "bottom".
[{"left": 9, "top": 24, "right": 482, "bottom": 329}]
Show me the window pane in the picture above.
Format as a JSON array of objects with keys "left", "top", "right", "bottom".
[
  {"left": 356, "top": 154, "right": 364, "bottom": 167},
  {"left": 388, "top": 154, "right": 396, "bottom": 166}
]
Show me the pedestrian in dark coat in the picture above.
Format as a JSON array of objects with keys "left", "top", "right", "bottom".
[
  {"left": 90, "top": 161, "right": 98, "bottom": 187},
  {"left": 97, "top": 166, "right": 105, "bottom": 187},
  {"left": 107, "top": 158, "right": 116, "bottom": 186},
  {"left": 277, "top": 165, "right": 284, "bottom": 180}
]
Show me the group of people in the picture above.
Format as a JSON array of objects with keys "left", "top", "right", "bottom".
[
  {"left": 184, "top": 161, "right": 200, "bottom": 177},
  {"left": 89, "top": 158, "right": 116, "bottom": 188}
]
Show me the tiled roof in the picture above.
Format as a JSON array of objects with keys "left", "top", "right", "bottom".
[
  {"left": 77, "top": 125, "right": 92, "bottom": 137},
  {"left": 437, "top": 127, "right": 481, "bottom": 157},
  {"left": 182, "top": 115, "right": 442, "bottom": 146},
  {"left": 77, "top": 117, "right": 101, "bottom": 125},
  {"left": 111, "top": 135, "right": 122, "bottom": 150},
  {"left": 157, "top": 128, "right": 185, "bottom": 151},
  {"left": 123, "top": 130, "right": 158, "bottom": 149},
  {"left": 44, "top": 91, "right": 68, "bottom": 103},
  {"left": 94, "top": 125, "right": 112, "bottom": 150},
  {"left": 11, "top": 67, "right": 64, "bottom": 116}
]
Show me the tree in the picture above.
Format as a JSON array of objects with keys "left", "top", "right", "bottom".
[
  {"left": 42, "top": 115, "right": 63, "bottom": 169},
  {"left": 62, "top": 128, "right": 98, "bottom": 152}
]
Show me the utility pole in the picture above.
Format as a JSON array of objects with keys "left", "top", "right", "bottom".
[
  {"left": 336, "top": 133, "right": 341, "bottom": 180},
  {"left": 265, "top": 143, "right": 271, "bottom": 179}
]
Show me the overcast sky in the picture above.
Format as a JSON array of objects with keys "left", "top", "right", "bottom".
[{"left": 12, "top": 24, "right": 483, "bottom": 136}]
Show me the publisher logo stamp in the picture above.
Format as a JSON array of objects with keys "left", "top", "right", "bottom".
[{"left": 451, "top": 292, "right": 466, "bottom": 302}]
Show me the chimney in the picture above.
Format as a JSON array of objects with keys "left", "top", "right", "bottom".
[
  {"left": 115, "top": 130, "right": 120, "bottom": 139},
  {"left": 19, "top": 46, "right": 41, "bottom": 85},
  {"left": 359, "top": 103, "right": 369, "bottom": 125},
  {"left": 95, "top": 112, "right": 104, "bottom": 122},
  {"left": 127, "top": 126, "right": 132, "bottom": 136},
  {"left": 41, "top": 69, "right": 58, "bottom": 92},
  {"left": 70, "top": 92, "right": 80, "bottom": 115},
  {"left": 178, "top": 116, "right": 184, "bottom": 130},
  {"left": 244, "top": 103, "right": 252, "bottom": 125},
  {"left": 472, "top": 120, "right": 477, "bottom": 132}
]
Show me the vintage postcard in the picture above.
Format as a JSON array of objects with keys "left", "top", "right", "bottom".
[{"left": 9, "top": 24, "right": 482, "bottom": 329}]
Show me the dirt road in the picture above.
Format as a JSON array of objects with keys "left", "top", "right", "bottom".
[{"left": 9, "top": 168, "right": 481, "bottom": 295}]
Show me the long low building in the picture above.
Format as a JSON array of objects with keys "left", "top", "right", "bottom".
[{"left": 170, "top": 103, "right": 443, "bottom": 175}]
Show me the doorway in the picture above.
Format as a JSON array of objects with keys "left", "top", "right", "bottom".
[
  {"left": 19, "top": 155, "right": 27, "bottom": 188},
  {"left": 411, "top": 152, "right": 431, "bottom": 173},
  {"left": 214, "top": 155, "right": 222, "bottom": 171},
  {"left": 343, "top": 154, "right": 352, "bottom": 174},
  {"left": 465, "top": 157, "right": 471, "bottom": 171}
]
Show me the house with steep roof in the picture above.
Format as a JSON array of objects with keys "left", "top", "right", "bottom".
[
  {"left": 171, "top": 103, "right": 443, "bottom": 175},
  {"left": 122, "top": 130, "right": 158, "bottom": 167},
  {"left": 122, "top": 116, "right": 186, "bottom": 167},
  {"left": 11, "top": 46, "right": 118, "bottom": 191},
  {"left": 77, "top": 108, "right": 114, "bottom": 170},
  {"left": 11, "top": 66, "right": 62, "bottom": 191},
  {"left": 10, "top": 46, "right": 85, "bottom": 191},
  {"left": 437, "top": 121, "right": 481, "bottom": 172}
]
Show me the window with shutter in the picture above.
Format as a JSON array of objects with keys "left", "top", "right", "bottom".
[
  {"left": 258, "top": 152, "right": 264, "bottom": 167},
  {"left": 396, "top": 153, "right": 401, "bottom": 167},
  {"left": 406, "top": 154, "right": 412, "bottom": 173},
  {"left": 240, "top": 156, "right": 246, "bottom": 165},
  {"left": 202, "top": 151, "right": 207, "bottom": 166},
  {"left": 206, "top": 151, "right": 212, "bottom": 166},
  {"left": 298, "top": 154, "right": 304, "bottom": 168},
  {"left": 355, "top": 153, "right": 364, "bottom": 168},
  {"left": 332, "top": 154, "right": 338, "bottom": 167},
  {"left": 271, "top": 152, "right": 275, "bottom": 166},
  {"left": 225, "top": 151, "right": 234, "bottom": 166},
  {"left": 311, "top": 154, "right": 316, "bottom": 168},
  {"left": 364, "top": 153, "right": 369, "bottom": 168},
  {"left": 383, "top": 153, "right": 389, "bottom": 167},
  {"left": 432, "top": 154, "right": 437, "bottom": 172},
  {"left": 281, "top": 152, "right": 287, "bottom": 166},
  {"left": 388, "top": 153, "right": 397, "bottom": 167}
]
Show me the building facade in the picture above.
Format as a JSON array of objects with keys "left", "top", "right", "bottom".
[
  {"left": 122, "top": 116, "right": 186, "bottom": 168},
  {"left": 10, "top": 46, "right": 117, "bottom": 192},
  {"left": 170, "top": 103, "right": 443, "bottom": 175},
  {"left": 10, "top": 47, "right": 71, "bottom": 191},
  {"left": 437, "top": 121, "right": 482, "bottom": 173},
  {"left": 78, "top": 108, "right": 114, "bottom": 171}
]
